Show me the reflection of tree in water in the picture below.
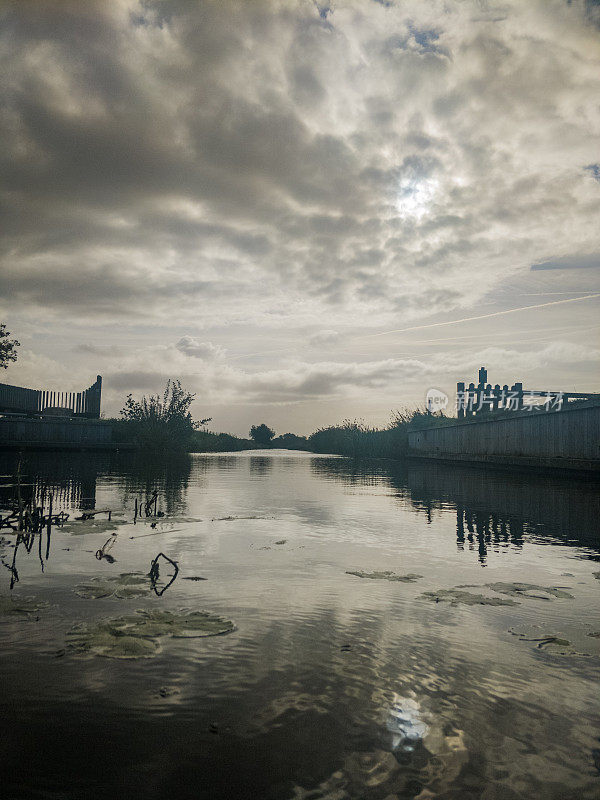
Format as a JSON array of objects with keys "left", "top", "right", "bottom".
[
  {"left": 0, "top": 450, "right": 193, "bottom": 518},
  {"left": 309, "top": 456, "right": 599, "bottom": 561},
  {"left": 116, "top": 452, "right": 192, "bottom": 516},
  {"left": 249, "top": 456, "right": 272, "bottom": 478}
]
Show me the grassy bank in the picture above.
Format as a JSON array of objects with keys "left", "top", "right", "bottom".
[
  {"left": 189, "top": 430, "right": 255, "bottom": 452},
  {"left": 308, "top": 411, "right": 453, "bottom": 459},
  {"left": 111, "top": 412, "right": 452, "bottom": 458}
]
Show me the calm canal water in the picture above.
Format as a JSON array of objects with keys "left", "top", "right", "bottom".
[{"left": 0, "top": 449, "right": 599, "bottom": 800}]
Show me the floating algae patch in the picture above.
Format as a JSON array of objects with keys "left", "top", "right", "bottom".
[
  {"left": 426, "top": 582, "right": 575, "bottom": 606},
  {"left": 73, "top": 572, "right": 151, "bottom": 600},
  {"left": 346, "top": 570, "right": 423, "bottom": 583},
  {"left": 60, "top": 518, "right": 129, "bottom": 536},
  {"left": 422, "top": 588, "right": 519, "bottom": 607},
  {"left": 593, "top": 571, "right": 600, "bottom": 580},
  {"left": 508, "top": 629, "right": 589, "bottom": 657},
  {"left": 0, "top": 595, "right": 49, "bottom": 618},
  {"left": 66, "top": 608, "right": 236, "bottom": 659},
  {"left": 482, "top": 582, "right": 574, "bottom": 600}
]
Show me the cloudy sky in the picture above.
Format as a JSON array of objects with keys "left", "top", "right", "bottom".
[{"left": 1, "top": 0, "right": 599, "bottom": 435}]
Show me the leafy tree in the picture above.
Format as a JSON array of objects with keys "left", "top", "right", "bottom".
[
  {"left": 118, "top": 379, "right": 211, "bottom": 451},
  {"left": 0, "top": 323, "right": 20, "bottom": 369},
  {"left": 272, "top": 432, "right": 309, "bottom": 450},
  {"left": 249, "top": 423, "right": 275, "bottom": 447}
]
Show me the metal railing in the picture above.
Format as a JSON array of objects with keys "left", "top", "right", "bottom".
[{"left": 457, "top": 367, "right": 599, "bottom": 419}]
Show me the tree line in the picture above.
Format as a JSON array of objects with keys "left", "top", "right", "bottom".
[
  {"left": 112, "top": 380, "right": 448, "bottom": 457},
  {"left": 1, "top": 322, "right": 449, "bottom": 459}
]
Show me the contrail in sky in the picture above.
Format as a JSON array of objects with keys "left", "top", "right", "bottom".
[{"left": 369, "top": 293, "right": 600, "bottom": 337}]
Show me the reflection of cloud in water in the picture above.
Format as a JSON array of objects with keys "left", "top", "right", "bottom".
[
  {"left": 2, "top": 451, "right": 600, "bottom": 799},
  {"left": 2, "top": 584, "right": 599, "bottom": 799},
  {"left": 249, "top": 456, "right": 272, "bottom": 477},
  {"left": 386, "top": 694, "right": 428, "bottom": 751}
]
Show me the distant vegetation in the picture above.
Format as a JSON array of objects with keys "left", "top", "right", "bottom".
[
  {"left": 189, "top": 429, "right": 255, "bottom": 452},
  {"left": 0, "top": 322, "right": 20, "bottom": 369},
  {"left": 110, "top": 380, "right": 451, "bottom": 461},
  {"left": 113, "top": 380, "right": 211, "bottom": 452},
  {"left": 188, "top": 428, "right": 310, "bottom": 452},
  {"left": 249, "top": 423, "right": 275, "bottom": 447},
  {"left": 308, "top": 409, "right": 453, "bottom": 459},
  {"left": 272, "top": 432, "right": 309, "bottom": 450},
  {"left": 188, "top": 429, "right": 310, "bottom": 452}
]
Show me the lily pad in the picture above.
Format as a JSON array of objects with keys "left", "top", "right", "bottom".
[
  {"left": 124, "top": 608, "right": 236, "bottom": 639},
  {"left": 482, "top": 582, "right": 574, "bottom": 600},
  {"left": 508, "top": 629, "right": 588, "bottom": 657},
  {"left": 66, "top": 622, "right": 161, "bottom": 659},
  {"left": 0, "top": 594, "right": 48, "bottom": 618},
  {"left": 171, "top": 610, "right": 236, "bottom": 638},
  {"left": 73, "top": 580, "right": 114, "bottom": 600},
  {"left": 66, "top": 608, "right": 236, "bottom": 659},
  {"left": 422, "top": 589, "right": 518, "bottom": 607},
  {"left": 73, "top": 572, "right": 151, "bottom": 600},
  {"left": 113, "top": 573, "right": 151, "bottom": 599},
  {"left": 347, "top": 570, "right": 423, "bottom": 583}
]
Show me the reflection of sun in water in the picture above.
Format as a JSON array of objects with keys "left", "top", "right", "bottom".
[{"left": 396, "top": 176, "right": 438, "bottom": 219}]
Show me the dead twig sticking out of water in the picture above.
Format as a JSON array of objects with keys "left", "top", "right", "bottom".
[
  {"left": 95, "top": 535, "right": 117, "bottom": 563},
  {"left": 76, "top": 509, "right": 113, "bottom": 521},
  {"left": 134, "top": 492, "right": 165, "bottom": 523},
  {"left": 148, "top": 552, "right": 179, "bottom": 596}
]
